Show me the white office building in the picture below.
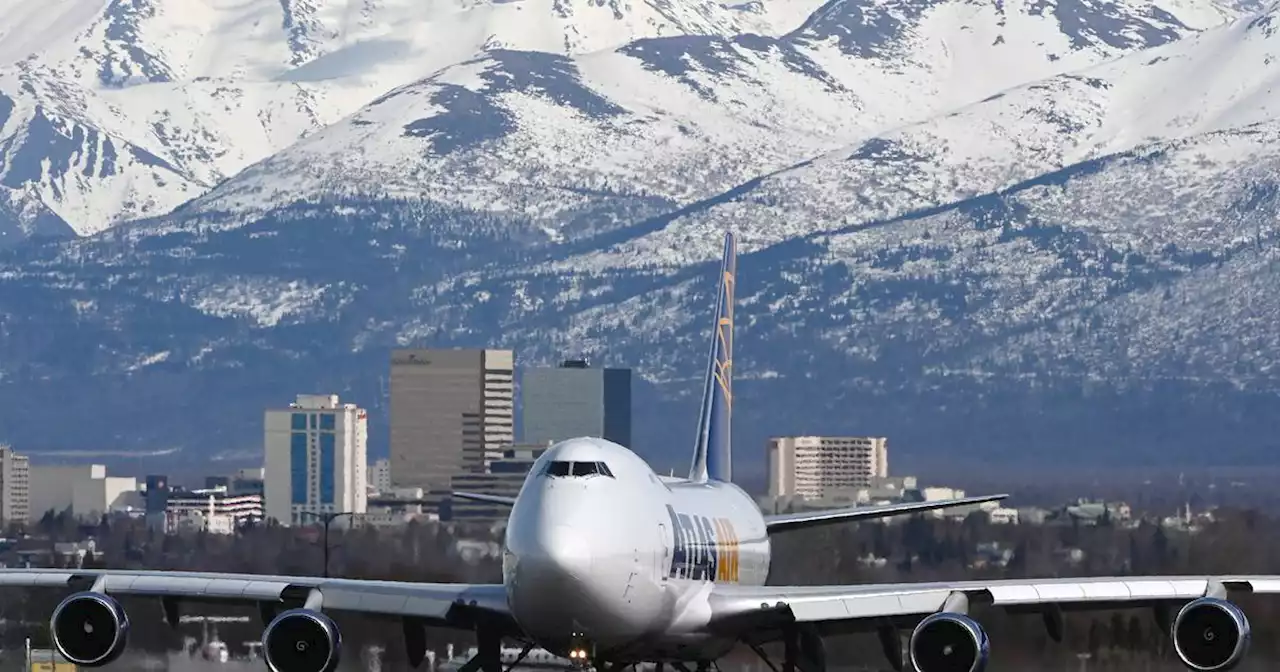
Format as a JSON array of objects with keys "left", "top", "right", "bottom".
[
  {"left": 0, "top": 446, "right": 29, "bottom": 525},
  {"left": 368, "top": 458, "right": 391, "bottom": 493},
  {"left": 163, "top": 488, "right": 264, "bottom": 534},
  {"left": 29, "top": 464, "right": 138, "bottom": 522},
  {"left": 265, "top": 394, "right": 368, "bottom": 525},
  {"left": 768, "top": 436, "right": 889, "bottom": 500}
]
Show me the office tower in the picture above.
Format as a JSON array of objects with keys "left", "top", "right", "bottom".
[
  {"left": 768, "top": 436, "right": 889, "bottom": 500},
  {"left": 264, "top": 394, "right": 368, "bottom": 525},
  {"left": 0, "top": 446, "right": 29, "bottom": 525},
  {"left": 521, "top": 359, "right": 632, "bottom": 447},
  {"left": 389, "top": 349, "right": 514, "bottom": 495}
]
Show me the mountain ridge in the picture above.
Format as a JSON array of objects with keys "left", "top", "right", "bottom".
[{"left": 1, "top": 0, "right": 1279, "bottom": 474}]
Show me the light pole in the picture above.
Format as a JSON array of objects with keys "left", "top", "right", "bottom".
[{"left": 299, "top": 511, "right": 355, "bottom": 578}]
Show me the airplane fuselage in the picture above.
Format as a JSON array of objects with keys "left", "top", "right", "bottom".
[{"left": 503, "top": 437, "right": 772, "bottom": 662}]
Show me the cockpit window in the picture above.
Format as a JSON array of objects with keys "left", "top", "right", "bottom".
[{"left": 543, "top": 461, "right": 614, "bottom": 478}]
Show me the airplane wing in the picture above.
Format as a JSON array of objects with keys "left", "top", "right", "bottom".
[
  {"left": 710, "top": 575, "right": 1280, "bottom": 628},
  {"left": 763, "top": 494, "right": 1008, "bottom": 532},
  {"left": 453, "top": 491, "right": 518, "bottom": 506},
  {"left": 707, "top": 574, "right": 1280, "bottom": 670},
  {"left": 0, "top": 568, "right": 515, "bottom": 631}
]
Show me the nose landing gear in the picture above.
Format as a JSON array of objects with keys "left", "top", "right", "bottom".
[{"left": 568, "top": 631, "right": 594, "bottom": 668}]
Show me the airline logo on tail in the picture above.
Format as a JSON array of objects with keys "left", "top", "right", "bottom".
[{"left": 689, "top": 232, "right": 736, "bottom": 483}]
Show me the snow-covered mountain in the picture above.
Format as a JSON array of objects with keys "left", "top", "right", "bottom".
[
  {"left": 0, "top": 0, "right": 1235, "bottom": 238},
  {"left": 1, "top": 0, "right": 1279, "bottom": 473}
]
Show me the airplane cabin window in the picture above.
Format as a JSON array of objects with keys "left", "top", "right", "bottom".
[
  {"left": 571, "top": 461, "right": 598, "bottom": 476},
  {"left": 597, "top": 462, "right": 614, "bottom": 478},
  {"left": 545, "top": 461, "right": 571, "bottom": 477}
]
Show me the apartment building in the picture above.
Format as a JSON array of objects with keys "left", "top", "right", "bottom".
[{"left": 768, "top": 436, "right": 889, "bottom": 500}]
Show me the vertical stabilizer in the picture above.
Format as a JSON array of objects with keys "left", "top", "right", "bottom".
[{"left": 688, "top": 231, "right": 736, "bottom": 483}]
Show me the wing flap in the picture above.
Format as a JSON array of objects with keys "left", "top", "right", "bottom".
[
  {"left": 764, "top": 494, "right": 1008, "bottom": 532},
  {"left": 710, "top": 575, "right": 1280, "bottom": 630}
]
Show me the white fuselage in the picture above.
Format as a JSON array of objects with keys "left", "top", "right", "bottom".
[{"left": 503, "top": 437, "right": 771, "bottom": 662}]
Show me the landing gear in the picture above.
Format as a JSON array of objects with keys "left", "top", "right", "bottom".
[
  {"left": 456, "top": 626, "right": 502, "bottom": 672},
  {"left": 748, "top": 623, "right": 826, "bottom": 672},
  {"left": 569, "top": 631, "right": 594, "bottom": 668}
]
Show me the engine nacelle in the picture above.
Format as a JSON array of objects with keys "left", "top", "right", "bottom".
[
  {"left": 1172, "top": 597, "right": 1250, "bottom": 671},
  {"left": 50, "top": 592, "right": 130, "bottom": 667},
  {"left": 262, "top": 608, "right": 342, "bottom": 672},
  {"left": 908, "top": 612, "right": 989, "bottom": 672}
]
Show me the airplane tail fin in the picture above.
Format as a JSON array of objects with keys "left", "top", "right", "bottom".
[{"left": 689, "top": 231, "right": 736, "bottom": 483}]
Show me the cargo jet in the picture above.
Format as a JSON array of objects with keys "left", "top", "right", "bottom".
[{"left": 9, "top": 232, "right": 1278, "bottom": 672}]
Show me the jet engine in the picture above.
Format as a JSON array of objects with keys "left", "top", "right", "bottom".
[
  {"left": 49, "top": 592, "right": 130, "bottom": 667},
  {"left": 1172, "top": 597, "right": 1250, "bottom": 671},
  {"left": 262, "top": 608, "right": 342, "bottom": 672},
  {"left": 908, "top": 612, "right": 989, "bottom": 672}
]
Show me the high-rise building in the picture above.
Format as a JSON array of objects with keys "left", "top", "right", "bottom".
[
  {"left": 264, "top": 394, "right": 368, "bottom": 525},
  {"left": 767, "top": 436, "right": 889, "bottom": 500},
  {"left": 389, "top": 349, "right": 514, "bottom": 497},
  {"left": 521, "top": 359, "right": 631, "bottom": 447},
  {"left": 0, "top": 446, "right": 29, "bottom": 525}
]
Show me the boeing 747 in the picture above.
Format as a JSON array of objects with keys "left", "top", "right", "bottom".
[{"left": 6, "top": 232, "right": 1274, "bottom": 672}]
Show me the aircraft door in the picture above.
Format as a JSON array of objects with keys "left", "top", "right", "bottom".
[{"left": 657, "top": 522, "right": 669, "bottom": 582}]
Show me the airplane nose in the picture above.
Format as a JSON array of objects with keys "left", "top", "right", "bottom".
[{"left": 540, "top": 524, "right": 593, "bottom": 581}]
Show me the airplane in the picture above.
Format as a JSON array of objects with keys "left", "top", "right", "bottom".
[{"left": 3, "top": 230, "right": 1276, "bottom": 672}]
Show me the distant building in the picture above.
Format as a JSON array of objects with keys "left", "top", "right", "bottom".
[
  {"left": 368, "top": 458, "right": 391, "bottom": 493},
  {"left": 0, "top": 446, "right": 30, "bottom": 526},
  {"left": 522, "top": 359, "right": 632, "bottom": 448},
  {"left": 162, "top": 487, "right": 263, "bottom": 534},
  {"left": 449, "top": 445, "right": 545, "bottom": 522},
  {"left": 264, "top": 394, "right": 368, "bottom": 525},
  {"left": 231, "top": 468, "right": 264, "bottom": 496},
  {"left": 364, "top": 487, "right": 436, "bottom": 528},
  {"left": 389, "top": 349, "right": 515, "bottom": 503},
  {"left": 767, "top": 436, "right": 889, "bottom": 500},
  {"left": 29, "top": 464, "right": 138, "bottom": 522}
]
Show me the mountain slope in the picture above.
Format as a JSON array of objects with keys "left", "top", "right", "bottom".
[
  {"left": 0, "top": 0, "right": 1238, "bottom": 240},
  {"left": 1, "top": 0, "right": 1279, "bottom": 473}
]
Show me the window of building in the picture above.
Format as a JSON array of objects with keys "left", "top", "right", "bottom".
[
  {"left": 290, "top": 433, "right": 307, "bottom": 504},
  {"left": 319, "top": 433, "right": 335, "bottom": 504},
  {"left": 291, "top": 413, "right": 307, "bottom": 431},
  {"left": 320, "top": 413, "right": 335, "bottom": 431}
]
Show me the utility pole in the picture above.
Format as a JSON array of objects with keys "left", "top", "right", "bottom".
[{"left": 300, "top": 511, "right": 355, "bottom": 578}]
